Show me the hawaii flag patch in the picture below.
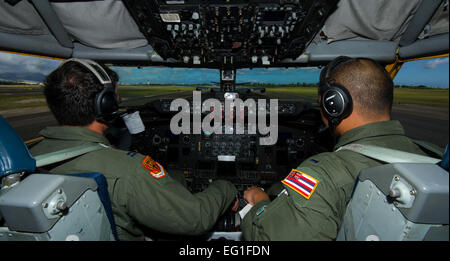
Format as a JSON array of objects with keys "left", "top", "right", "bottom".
[
  {"left": 142, "top": 156, "right": 166, "bottom": 179},
  {"left": 282, "top": 169, "right": 319, "bottom": 199}
]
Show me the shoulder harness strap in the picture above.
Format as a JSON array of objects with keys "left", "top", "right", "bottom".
[
  {"left": 336, "top": 143, "right": 441, "bottom": 164},
  {"left": 34, "top": 143, "right": 109, "bottom": 168}
]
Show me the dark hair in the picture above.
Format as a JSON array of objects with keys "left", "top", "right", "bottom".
[
  {"left": 327, "top": 57, "right": 394, "bottom": 116},
  {"left": 44, "top": 61, "right": 118, "bottom": 126}
]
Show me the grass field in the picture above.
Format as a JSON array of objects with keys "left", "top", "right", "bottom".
[
  {"left": 265, "top": 87, "right": 318, "bottom": 99},
  {"left": 0, "top": 95, "right": 46, "bottom": 110},
  {"left": 0, "top": 85, "right": 196, "bottom": 110},
  {"left": 0, "top": 85, "right": 448, "bottom": 111},
  {"left": 392, "top": 88, "right": 449, "bottom": 107},
  {"left": 267, "top": 87, "right": 449, "bottom": 107}
]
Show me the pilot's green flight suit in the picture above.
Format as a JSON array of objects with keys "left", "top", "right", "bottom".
[
  {"left": 30, "top": 126, "right": 238, "bottom": 241},
  {"left": 241, "top": 120, "right": 428, "bottom": 240}
]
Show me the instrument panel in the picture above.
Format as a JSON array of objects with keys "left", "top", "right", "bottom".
[
  {"left": 110, "top": 92, "right": 333, "bottom": 234},
  {"left": 122, "top": 0, "right": 338, "bottom": 68},
  {"left": 153, "top": 98, "right": 304, "bottom": 117},
  {"left": 126, "top": 96, "right": 328, "bottom": 195}
]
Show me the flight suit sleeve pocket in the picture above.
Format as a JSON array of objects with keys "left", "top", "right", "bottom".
[
  {"left": 247, "top": 194, "right": 312, "bottom": 240},
  {"left": 249, "top": 196, "right": 289, "bottom": 240}
]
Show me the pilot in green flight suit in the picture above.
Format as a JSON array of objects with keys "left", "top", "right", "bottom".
[
  {"left": 30, "top": 59, "right": 238, "bottom": 241},
  {"left": 241, "top": 57, "right": 431, "bottom": 240}
]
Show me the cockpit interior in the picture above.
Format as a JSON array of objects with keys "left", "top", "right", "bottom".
[{"left": 0, "top": 0, "right": 448, "bottom": 242}]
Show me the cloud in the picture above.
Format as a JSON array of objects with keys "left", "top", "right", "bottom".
[
  {"left": 238, "top": 67, "right": 320, "bottom": 76},
  {"left": 424, "top": 57, "right": 449, "bottom": 69},
  {"left": 0, "top": 53, "right": 61, "bottom": 80}
]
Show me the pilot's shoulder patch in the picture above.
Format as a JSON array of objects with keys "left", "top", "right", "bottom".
[
  {"left": 142, "top": 156, "right": 166, "bottom": 179},
  {"left": 281, "top": 169, "right": 319, "bottom": 200}
]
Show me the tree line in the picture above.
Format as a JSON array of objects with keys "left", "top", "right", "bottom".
[{"left": 1, "top": 80, "right": 446, "bottom": 89}]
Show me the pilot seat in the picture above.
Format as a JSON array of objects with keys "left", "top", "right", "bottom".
[
  {"left": 336, "top": 144, "right": 449, "bottom": 241},
  {"left": 0, "top": 115, "right": 116, "bottom": 241}
]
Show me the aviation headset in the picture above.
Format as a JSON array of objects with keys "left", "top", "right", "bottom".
[
  {"left": 318, "top": 56, "right": 354, "bottom": 129},
  {"left": 58, "top": 58, "right": 119, "bottom": 120}
]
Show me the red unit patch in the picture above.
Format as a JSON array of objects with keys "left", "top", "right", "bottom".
[{"left": 142, "top": 156, "right": 166, "bottom": 179}]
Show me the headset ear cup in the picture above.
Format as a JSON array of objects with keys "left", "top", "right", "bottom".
[
  {"left": 319, "top": 56, "right": 354, "bottom": 129},
  {"left": 94, "top": 90, "right": 104, "bottom": 117},
  {"left": 321, "top": 85, "right": 353, "bottom": 126},
  {"left": 100, "top": 91, "right": 119, "bottom": 116},
  {"left": 95, "top": 89, "right": 118, "bottom": 117},
  {"left": 339, "top": 86, "right": 353, "bottom": 120}
]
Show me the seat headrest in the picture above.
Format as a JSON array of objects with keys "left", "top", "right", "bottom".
[{"left": 0, "top": 115, "right": 36, "bottom": 178}]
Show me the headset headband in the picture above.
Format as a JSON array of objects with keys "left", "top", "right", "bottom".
[
  {"left": 326, "top": 56, "right": 353, "bottom": 78},
  {"left": 59, "top": 58, "right": 113, "bottom": 88},
  {"left": 58, "top": 58, "right": 119, "bottom": 120}
]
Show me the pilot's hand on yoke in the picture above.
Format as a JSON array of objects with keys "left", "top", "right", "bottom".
[{"left": 244, "top": 186, "right": 269, "bottom": 205}]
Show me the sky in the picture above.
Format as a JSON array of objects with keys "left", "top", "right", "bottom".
[{"left": 0, "top": 52, "right": 448, "bottom": 88}]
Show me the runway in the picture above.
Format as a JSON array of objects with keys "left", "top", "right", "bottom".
[
  {"left": 2, "top": 93, "right": 449, "bottom": 148},
  {"left": 391, "top": 104, "right": 448, "bottom": 148}
]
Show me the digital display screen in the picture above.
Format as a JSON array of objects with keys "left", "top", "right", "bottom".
[
  {"left": 263, "top": 11, "right": 287, "bottom": 21},
  {"left": 217, "top": 161, "right": 237, "bottom": 177}
]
